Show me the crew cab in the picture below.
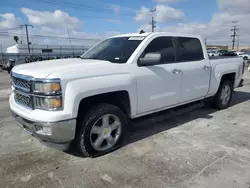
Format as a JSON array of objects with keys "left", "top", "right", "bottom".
[{"left": 9, "top": 32, "right": 244, "bottom": 157}]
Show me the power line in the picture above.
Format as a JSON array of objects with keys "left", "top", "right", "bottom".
[
  {"left": 20, "top": 24, "right": 33, "bottom": 53},
  {"left": 0, "top": 32, "right": 101, "bottom": 41},
  {"left": 149, "top": 8, "right": 156, "bottom": 32},
  {"left": 0, "top": 27, "right": 21, "bottom": 31},
  {"left": 231, "top": 21, "right": 239, "bottom": 50},
  {"left": 28, "top": 0, "right": 135, "bottom": 16},
  {"left": 1, "top": 3, "right": 134, "bottom": 22}
]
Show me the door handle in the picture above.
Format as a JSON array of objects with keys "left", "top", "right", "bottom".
[
  {"left": 203, "top": 66, "right": 210, "bottom": 70},
  {"left": 172, "top": 69, "right": 182, "bottom": 74}
]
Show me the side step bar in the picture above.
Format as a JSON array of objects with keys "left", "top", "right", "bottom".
[{"left": 132, "top": 100, "right": 205, "bottom": 126}]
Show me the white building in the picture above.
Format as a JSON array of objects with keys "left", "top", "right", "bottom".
[
  {"left": 2, "top": 43, "right": 98, "bottom": 65},
  {"left": 5, "top": 44, "right": 92, "bottom": 55}
]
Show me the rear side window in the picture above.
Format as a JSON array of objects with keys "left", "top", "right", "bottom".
[
  {"left": 176, "top": 37, "right": 204, "bottom": 62},
  {"left": 142, "top": 37, "right": 175, "bottom": 64}
]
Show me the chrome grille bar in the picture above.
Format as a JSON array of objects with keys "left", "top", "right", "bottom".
[
  {"left": 14, "top": 91, "right": 33, "bottom": 109},
  {"left": 12, "top": 77, "right": 31, "bottom": 92}
]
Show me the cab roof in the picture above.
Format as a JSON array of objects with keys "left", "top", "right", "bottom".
[{"left": 112, "top": 32, "right": 201, "bottom": 39}]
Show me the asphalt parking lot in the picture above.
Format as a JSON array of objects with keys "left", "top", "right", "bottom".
[{"left": 1, "top": 70, "right": 250, "bottom": 188}]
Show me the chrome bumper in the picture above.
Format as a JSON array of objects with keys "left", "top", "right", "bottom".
[{"left": 12, "top": 111, "right": 76, "bottom": 150}]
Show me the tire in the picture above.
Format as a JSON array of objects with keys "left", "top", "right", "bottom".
[
  {"left": 211, "top": 80, "right": 233, "bottom": 109},
  {"left": 75, "top": 103, "right": 128, "bottom": 157},
  {"left": 243, "top": 56, "right": 248, "bottom": 60}
]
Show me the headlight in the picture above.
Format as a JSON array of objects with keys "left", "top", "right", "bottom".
[
  {"left": 34, "top": 97, "right": 62, "bottom": 110},
  {"left": 34, "top": 82, "right": 61, "bottom": 94},
  {"left": 33, "top": 79, "right": 63, "bottom": 110}
]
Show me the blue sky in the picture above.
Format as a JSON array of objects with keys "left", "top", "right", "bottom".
[
  {"left": 0, "top": 0, "right": 250, "bottom": 47},
  {"left": 1, "top": 0, "right": 219, "bottom": 33}
]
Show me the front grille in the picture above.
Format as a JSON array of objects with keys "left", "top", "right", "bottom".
[
  {"left": 12, "top": 77, "right": 31, "bottom": 92},
  {"left": 14, "top": 92, "right": 33, "bottom": 109}
]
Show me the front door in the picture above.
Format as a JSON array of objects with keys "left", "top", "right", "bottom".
[{"left": 135, "top": 36, "right": 182, "bottom": 115}]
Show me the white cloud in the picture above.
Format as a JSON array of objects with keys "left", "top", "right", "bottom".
[
  {"left": 21, "top": 8, "right": 81, "bottom": 29},
  {"left": 0, "top": 9, "right": 122, "bottom": 51},
  {"left": 135, "top": 5, "right": 184, "bottom": 23},
  {"left": 0, "top": 13, "right": 22, "bottom": 28},
  {"left": 138, "top": 0, "right": 250, "bottom": 47},
  {"left": 0, "top": 13, "right": 22, "bottom": 49},
  {"left": 218, "top": 0, "right": 250, "bottom": 13},
  {"left": 155, "top": 12, "right": 250, "bottom": 46}
]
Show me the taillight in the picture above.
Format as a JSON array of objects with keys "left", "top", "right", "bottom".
[{"left": 242, "top": 61, "right": 245, "bottom": 74}]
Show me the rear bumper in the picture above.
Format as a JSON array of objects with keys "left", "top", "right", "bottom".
[{"left": 12, "top": 111, "right": 76, "bottom": 150}]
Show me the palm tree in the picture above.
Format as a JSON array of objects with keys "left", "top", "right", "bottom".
[{"left": 13, "top": 36, "right": 19, "bottom": 44}]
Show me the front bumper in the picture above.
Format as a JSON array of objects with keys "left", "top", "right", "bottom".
[{"left": 12, "top": 111, "right": 76, "bottom": 150}]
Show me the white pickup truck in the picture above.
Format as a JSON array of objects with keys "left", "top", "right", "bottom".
[{"left": 9, "top": 32, "right": 244, "bottom": 156}]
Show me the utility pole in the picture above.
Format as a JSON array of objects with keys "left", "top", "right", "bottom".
[
  {"left": 231, "top": 21, "right": 239, "bottom": 50},
  {"left": 149, "top": 8, "right": 156, "bottom": 32},
  {"left": 1, "top": 44, "right": 4, "bottom": 64},
  {"left": 237, "top": 35, "right": 240, "bottom": 50},
  {"left": 205, "top": 38, "right": 207, "bottom": 46},
  {"left": 20, "top": 24, "right": 33, "bottom": 53}
]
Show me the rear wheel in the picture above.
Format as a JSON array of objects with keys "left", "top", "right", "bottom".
[
  {"left": 243, "top": 56, "right": 248, "bottom": 60},
  {"left": 75, "top": 104, "right": 127, "bottom": 157},
  {"left": 211, "top": 80, "right": 233, "bottom": 109}
]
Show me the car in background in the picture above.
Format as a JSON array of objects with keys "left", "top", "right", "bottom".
[
  {"left": 218, "top": 50, "right": 228, "bottom": 56},
  {"left": 235, "top": 51, "right": 250, "bottom": 60},
  {"left": 207, "top": 50, "right": 220, "bottom": 57},
  {"left": 224, "top": 51, "right": 237, "bottom": 56}
]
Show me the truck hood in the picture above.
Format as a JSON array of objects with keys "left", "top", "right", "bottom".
[{"left": 12, "top": 58, "right": 112, "bottom": 78}]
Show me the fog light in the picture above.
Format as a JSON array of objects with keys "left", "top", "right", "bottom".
[
  {"left": 35, "top": 125, "right": 43, "bottom": 131},
  {"left": 35, "top": 124, "right": 52, "bottom": 136},
  {"left": 34, "top": 97, "right": 62, "bottom": 110}
]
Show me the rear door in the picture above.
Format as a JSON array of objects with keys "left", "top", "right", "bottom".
[{"left": 174, "top": 37, "right": 211, "bottom": 102}]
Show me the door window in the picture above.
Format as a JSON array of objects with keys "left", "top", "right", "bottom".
[
  {"left": 176, "top": 37, "right": 204, "bottom": 62},
  {"left": 141, "top": 37, "right": 175, "bottom": 64}
]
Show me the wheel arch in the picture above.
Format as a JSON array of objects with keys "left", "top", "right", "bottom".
[
  {"left": 214, "top": 72, "right": 236, "bottom": 94},
  {"left": 77, "top": 90, "right": 132, "bottom": 121}
]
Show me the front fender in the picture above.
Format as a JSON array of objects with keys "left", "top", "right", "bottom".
[{"left": 63, "top": 73, "right": 137, "bottom": 118}]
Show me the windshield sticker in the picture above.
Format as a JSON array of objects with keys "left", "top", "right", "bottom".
[{"left": 128, "top": 37, "right": 145, "bottom": 41}]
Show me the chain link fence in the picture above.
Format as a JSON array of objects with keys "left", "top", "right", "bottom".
[{"left": 0, "top": 44, "right": 96, "bottom": 69}]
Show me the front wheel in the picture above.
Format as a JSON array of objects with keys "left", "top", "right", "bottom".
[
  {"left": 75, "top": 104, "right": 127, "bottom": 157},
  {"left": 211, "top": 80, "right": 233, "bottom": 109}
]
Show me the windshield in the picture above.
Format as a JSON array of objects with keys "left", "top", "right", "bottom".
[{"left": 80, "top": 37, "right": 144, "bottom": 63}]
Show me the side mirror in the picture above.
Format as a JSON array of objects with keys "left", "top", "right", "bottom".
[{"left": 138, "top": 53, "right": 161, "bottom": 67}]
